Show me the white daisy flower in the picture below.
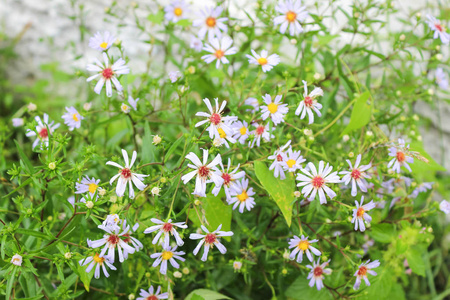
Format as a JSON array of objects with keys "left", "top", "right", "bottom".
[
  {"left": 296, "top": 161, "right": 341, "bottom": 204},
  {"left": 288, "top": 235, "right": 321, "bottom": 263},
  {"left": 273, "top": 0, "right": 308, "bottom": 36},
  {"left": 268, "top": 140, "right": 292, "bottom": 180},
  {"left": 181, "top": 149, "right": 223, "bottom": 197},
  {"left": 87, "top": 222, "right": 137, "bottom": 263},
  {"left": 228, "top": 178, "right": 256, "bottom": 213},
  {"left": 99, "top": 214, "right": 122, "bottom": 231},
  {"left": 295, "top": 80, "right": 323, "bottom": 124},
  {"left": 231, "top": 120, "right": 250, "bottom": 144},
  {"left": 193, "top": 6, "right": 228, "bottom": 39},
  {"left": 387, "top": 139, "right": 414, "bottom": 173},
  {"left": 89, "top": 31, "right": 116, "bottom": 51},
  {"left": 426, "top": 14, "right": 450, "bottom": 44},
  {"left": 106, "top": 149, "right": 148, "bottom": 199},
  {"left": 339, "top": 154, "right": 372, "bottom": 197},
  {"left": 169, "top": 71, "right": 182, "bottom": 83},
  {"left": 75, "top": 176, "right": 101, "bottom": 196},
  {"left": 410, "top": 182, "right": 433, "bottom": 198},
  {"left": 10, "top": 254, "right": 23, "bottom": 266},
  {"left": 249, "top": 122, "right": 274, "bottom": 148},
  {"left": 351, "top": 196, "right": 376, "bottom": 232},
  {"left": 79, "top": 253, "right": 116, "bottom": 279},
  {"left": 61, "top": 106, "right": 83, "bottom": 131},
  {"left": 143, "top": 218, "right": 188, "bottom": 248},
  {"left": 353, "top": 260, "right": 380, "bottom": 290},
  {"left": 212, "top": 158, "right": 245, "bottom": 200},
  {"left": 260, "top": 94, "right": 289, "bottom": 125},
  {"left": 164, "top": 0, "right": 189, "bottom": 23},
  {"left": 189, "top": 224, "right": 234, "bottom": 261},
  {"left": 246, "top": 49, "right": 280, "bottom": 72},
  {"left": 86, "top": 52, "right": 130, "bottom": 97},
  {"left": 435, "top": 68, "right": 449, "bottom": 90},
  {"left": 439, "top": 200, "right": 450, "bottom": 214},
  {"left": 202, "top": 36, "right": 237, "bottom": 69},
  {"left": 119, "top": 221, "right": 143, "bottom": 260},
  {"left": 306, "top": 259, "right": 331, "bottom": 291},
  {"left": 190, "top": 35, "right": 203, "bottom": 52},
  {"left": 26, "top": 113, "right": 60, "bottom": 149},
  {"left": 244, "top": 97, "right": 259, "bottom": 113},
  {"left": 282, "top": 147, "right": 306, "bottom": 173},
  {"left": 150, "top": 246, "right": 185, "bottom": 275},
  {"left": 12, "top": 118, "right": 24, "bottom": 127},
  {"left": 137, "top": 286, "right": 169, "bottom": 300},
  {"left": 210, "top": 121, "right": 237, "bottom": 149},
  {"left": 195, "top": 98, "right": 237, "bottom": 140}
]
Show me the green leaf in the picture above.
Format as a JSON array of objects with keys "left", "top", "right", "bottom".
[
  {"left": 14, "top": 140, "right": 34, "bottom": 174},
  {"left": 369, "top": 223, "right": 395, "bottom": 243},
  {"left": 147, "top": 11, "right": 164, "bottom": 24},
  {"left": 6, "top": 266, "right": 18, "bottom": 300},
  {"left": 285, "top": 275, "right": 332, "bottom": 300},
  {"left": 406, "top": 248, "right": 426, "bottom": 276},
  {"left": 142, "top": 121, "right": 156, "bottom": 163},
  {"left": 164, "top": 135, "right": 184, "bottom": 163},
  {"left": 185, "top": 289, "right": 231, "bottom": 300},
  {"left": 77, "top": 262, "right": 94, "bottom": 292},
  {"left": 254, "top": 161, "right": 295, "bottom": 227},
  {"left": 16, "top": 228, "right": 52, "bottom": 240},
  {"left": 342, "top": 91, "right": 372, "bottom": 135},
  {"left": 409, "top": 141, "right": 446, "bottom": 181},
  {"left": 358, "top": 267, "right": 394, "bottom": 300}
]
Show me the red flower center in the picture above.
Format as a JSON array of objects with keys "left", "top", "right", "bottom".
[
  {"left": 256, "top": 125, "right": 265, "bottom": 135},
  {"left": 205, "top": 233, "right": 217, "bottom": 244},
  {"left": 396, "top": 151, "right": 406, "bottom": 162},
  {"left": 198, "top": 166, "right": 210, "bottom": 178},
  {"left": 435, "top": 23, "right": 443, "bottom": 32},
  {"left": 312, "top": 176, "right": 325, "bottom": 188},
  {"left": 276, "top": 154, "right": 283, "bottom": 162},
  {"left": 146, "top": 296, "right": 158, "bottom": 300},
  {"left": 102, "top": 67, "right": 114, "bottom": 79},
  {"left": 107, "top": 234, "right": 120, "bottom": 246},
  {"left": 222, "top": 173, "right": 231, "bottom": 185},
  {"left": 304, "top": 96, "right": 313, "bottom": 107},
  {"left": 162, "top": 222, "right": 173, "bottom": 232},
  {"left": 122, "top": 233, "right": 131, "bottom": 243},
  {"left": 356, "top": 207, "right": 365, "bottom": 218},
  {"left": 39, "top": 128, "right": 49, "bottom": 138},
  {"left": 121, "top": 168, "right": 132, "bottom": 179},
  {"left": 357, "top": 266, "right": 367, "bottom": 276},
  {"left": 210, "top": 113, "right": 221, "bottom": 125},
  {"left": 351, "top": 169, "right": 361, "bottom": 179},
  {"left": 313, "top": 266, "right": 323, "bottom": 277}
]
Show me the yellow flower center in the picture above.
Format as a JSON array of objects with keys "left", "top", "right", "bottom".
[
  {"left": 88, "top": 183, "right": 98, "bottom": 194},
  {"left": 100, "top": 42, "right": 108, "bottom": 49},
  {"left": 162, "top": 251, "right": 174, "bottom": 260},
  {"left": 298, "top": 240, "right": 309, "bottom": 251},
  {"left": 215, "top": 49, "right": 225, "bottom": 59},
  {"left": 286, "top": 11, "right": 297, "bottom": 22},
  {"left": 122, "top": 104, "right": 129, "bottom": 111},
  {"left": 237, "top": 190, "right": 248, "bottom": 202},
  {"left": 174, "top": 7, "right": 183, "bottom": 16},
  {"left": 357, "top": 207, "right": 365, "bottom": 218},
  {"left": 240, "top": 126, "right": 247, "bottom": 135},
  {"left": 267, "top": 103, "right": 278, "bottom": 113},
  {"left": 286, "top": 159, "right": 296, "bottom": 168},
  {"left": 218, "top": 128, "right": 226, "bottom": 139},
  {"left": 257, "top": 57, "right": 268, "bottom": 65},
  {"left": 206, "top": 17, "right": 216, "bottom": 27},
  {"left": 93, "top": 253, "right": 105, "bottom": 264},
  {"left": 72, "top": 113, "right": 79, "bottom": 121}
]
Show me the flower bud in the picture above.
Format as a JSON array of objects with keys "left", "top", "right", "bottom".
[
  {"left": 48, "top": 162, "right": 57, "bottom": 170},
  {"left": 27, "top": 103, "right": 37, "bottom": 111},
  {"left": 233, "top": 261, "right": 242, "bottom": 271},
  {"left": 182, "top": 267, "right": 190, "bottom": 274},
  {"left": 174, "top": 271, "right": 182, "bottom": 278},
  {"left": 151, "top": 187, "right": 161, "bottom": 196},
  {"left": 64, "top": 252, "right": 72, "bottom": 259},
  {"left": 152, "top": 135, "right": 162, "bottom": 145},
  {"left": 86, "top": 201, "right": 94, "bottom": 209}
]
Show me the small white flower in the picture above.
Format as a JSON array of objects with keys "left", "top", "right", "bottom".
[
  {"left": 352, "top": 196, "right": 376, "bottom": 232},
  {"left": 164, "top": 0, "right": 189, "bottom": 23},
  {"left": 11, "top": 254, "right": 23, "bottom": 266},
  {"left": 212, "top": 158, "right": 245, "bottom": 200},
  {"left": 387, "top": 139, "right": 414, "bottom": 173},
  {"left": 295, "top": 80, "right": 323, "bottom": 124},
  {"left": 246, "top": 49, "right": 280, "bottom": 72},
  {"left": 62, "top": 106, "right": 83, "bottom": 131},
  {"left": 440, "top": 200, "right": 450, "bottom": 214},
  {"left": 152, "top": 135, "right": 162, "bottom": 145},
  {"left": 106, "top": 149, "right": 148, "bottom": 199},
  {"left": 260, "top": 94, "right": 289, "bottom": 126},
  {"left": 144, "top": 218, "right": 188, "bottom": 248},
  {"left": 190, "top": 35, "right": 203, "bottom": 52},
  {"left": 296, "top": 161, "right": 341, "bottom": 204},
  {"left": 151, "top": 246, "right": 185, "bottom": 275},
  {"left": 244, "top": 97, "right": 259, "bottom": 113},
  {"left": 136, "top": 286, "right": 168, "bottom": 300},
  {"left": 100, "top": 214, "right": 122, "bottom": 231},
  {"left": 25, "top": 113, "right": 60, "bottom": 149},
  {"left": 410, "top": 182, "right": 433, "bottom": 198},
  {"left": 89, "top": 31, "right": 116, "bottom": 51},
  {"left": 233, "top": 261, "right": 242, "bottom": 271},
  {"left": 229, "top": 178, "right": 256, "bottom": 213},
  {"left": 282, "top": 147, "right": 306, "bottom": 173},
  {"left": 306, "top": 259, "right": 332, "bottom": 291},
  {"left": 75, "top": 176, "right": 100, "bottom": 196},
  {"left": 79, "top": 253, "right": 117, "bottom": 279},
  {"left": 288, "top": 235, "right": 321, "bottom": 263},
  {"left": 273, "top": 0, "right": 308, "bottom": 36},
  {"left": 202, "top": 36, "right": 237, "bottom": 69},
  {"left": 426, "top": 14, "right": 450, "bottom": 44},
  {"left": 231, "top": 120, "right": 250, "bottom": 144},
  {"left": 86, "top": 53, "right": 130, "bottom": 97},
  {"left": 249, "top": 122, "right": 275, "bottom": 148},
  {"left": 169, "top": 71, "right": 182, "bottom": 83},
  {"left": 339, "top": 154, "right": 372, "bottom": 197},
  {"left": 27, "top": 102, "right": 37, "bottom": 111},
  {"left": 12, "top": 118, "right": 24, "bottom": 127},
  {"left": 121, "top": 103, "right": 131, "bottom": 114},
  {"left": 83, "top": 102, "right": 92, "bottom": 111},
  {"left": 209, "top": 121, "right": 236, "bottom": 149},
  {"left": 195, "top": 98, "right": 237, "bottom": 140},
  {"left": 181, "top": 149, "right": 223, "bottom": 197},
  {"left": 353, "top": 260, "right": 380, "bottom": 290},
  {"left": 151, "top": 186, "right": 161, "bottom": 196},
  {"left": 189, "top": 224, "right": 234, "bottom": 261},
  {"left": 193, "top": 6, "right": 228, "bottom": 39},
  {"left": 268, "top": 140, "right": 292, "bottom": 180},
  {"left": 435, "top": 68, "right": 448, "bottom": 90}
]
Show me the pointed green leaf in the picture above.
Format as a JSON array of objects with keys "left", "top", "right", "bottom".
[{"left": 342, "top": 91, "right": 372, "bottom": 135}]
